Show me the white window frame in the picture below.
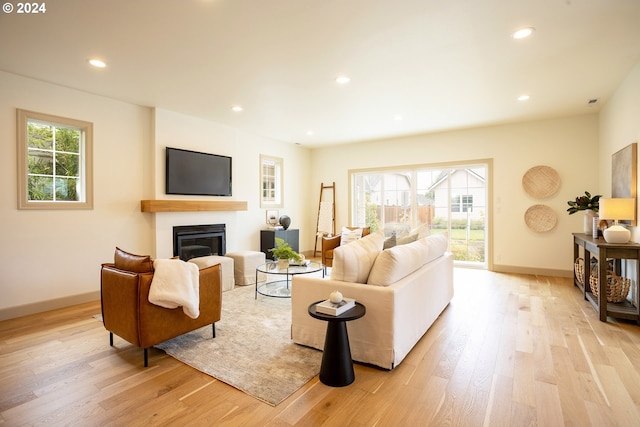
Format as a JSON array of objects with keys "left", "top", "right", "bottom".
[
  {"left": 260, "top": 154, "right": 283, "bottom": 208},
  {"left": 17, "top": 109, "right": 93, "bottom": 210},
  {"left": 349, "top": 159, "right": 492, "bottom": 269},
  {"left": 452, "top": 194, "right": 473, "bottom": 213}
]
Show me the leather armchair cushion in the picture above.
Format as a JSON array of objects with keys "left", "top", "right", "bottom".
[{"left": 114, "top": 247, "right": 154, "bottom": 273}]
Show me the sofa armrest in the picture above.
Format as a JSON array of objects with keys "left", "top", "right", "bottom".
[
  {"left": 321, "top": 235, "right": 342, "bottom": 266},
  {"left": 100, "top": 264, "right": 145, "bottom": 346},
  {"left": 198, "top": 264, "right": 223, "bottom": 319},
  {"left": 322, "top": 234, "right": 341, "bottom": 249}
]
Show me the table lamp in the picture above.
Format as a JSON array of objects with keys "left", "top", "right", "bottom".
[{"left": 598, "top": 198, "right": 635, "bottom": 243}]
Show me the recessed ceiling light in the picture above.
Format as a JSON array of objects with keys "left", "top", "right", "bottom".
[
  {"left": 231, "top": 105, "right": 243, "bottom": 112},
  {"left": 517, "top": 94, "right": 530, "bottom": 101},
  {"left": 88, "top": 58, "right": 106, "bottom": 68},
  {"left": 511, "top": 27, "right": 535, "bottom": 39},
  {"left": 336, "top": 75, "right": 351, "bottom": 85},
  {"left": 394, "top": 114, "right": 403, "bottom": 121},
  {"left": 306, "top": 130, "right": 314, "bottom": 136}
]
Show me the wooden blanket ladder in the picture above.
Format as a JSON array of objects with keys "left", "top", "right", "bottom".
[{"left": 314, "top": 182, "right": 336, "bottom": 257}]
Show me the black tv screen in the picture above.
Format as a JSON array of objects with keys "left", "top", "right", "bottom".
[{"left": 166, "top": 147, "right": 232, "bottom": 196}]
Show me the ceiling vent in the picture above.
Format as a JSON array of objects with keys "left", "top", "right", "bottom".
[{"left": 587, "top": 98, "right": 599, "bottom": 106}]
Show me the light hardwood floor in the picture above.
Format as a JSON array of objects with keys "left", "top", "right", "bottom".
[{"left": 1, "top": 268, "right": 640, "bottom": 426}]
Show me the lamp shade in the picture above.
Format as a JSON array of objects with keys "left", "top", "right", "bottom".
[
  {"left": 599, "top": 198, "right": 635, "bottom": 243},
  {"left": 598, "top": 198, "right": 635, "bottom": 221}
]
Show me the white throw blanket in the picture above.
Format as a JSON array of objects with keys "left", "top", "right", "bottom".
[
  {"left": 149, "top": 259, "right": 200, "bottom": 319},
  {"left": 317, "top": 201, "right": 334, "bottom": 235}
]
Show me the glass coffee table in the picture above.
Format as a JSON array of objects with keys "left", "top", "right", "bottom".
[{"left": 255, "top": 261, "right": 324, "bottom": 298}]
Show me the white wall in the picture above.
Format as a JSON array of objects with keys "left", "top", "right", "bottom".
[
  {"left": 599, "top": 61, "right": 640, "bottom": 242},
  {"left": 0, "top": 73, "right": 313, "bottom": 319},
  {"left": 0, "top": 71, "right": 154, "bottom": 313},
  {"left": 151, "top": 108, "right": 313, "bottom": 258},
  {"left": 309, "top": 114, "right": 600, "bottom": 274}
]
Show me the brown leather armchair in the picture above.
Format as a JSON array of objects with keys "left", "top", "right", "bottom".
[
  {"left": 321, "top": 227, "right": 370, "bottom": 267},
  {"left": 100, "top": 248, "right": 222, "bottom": 366}
]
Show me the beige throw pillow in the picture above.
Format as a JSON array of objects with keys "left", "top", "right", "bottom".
[
  {"left": 339, "top": 227, "right": 363, "bottom": 246},
  {"left": 396, "top": 232, "right": 418, "bottom": 245},
  {"left": 331, "top": 231, "right": 384, "bottom": 283},
  {"left": 415, "top": 223, "right": 430, "bottom": 239},
  {"left": 383, "top": 234, "right": 396, "bottom": 249}
]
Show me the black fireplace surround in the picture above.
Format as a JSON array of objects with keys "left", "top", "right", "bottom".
[{"left": 173, "top": 224, "right": 226, "bottom": 261}]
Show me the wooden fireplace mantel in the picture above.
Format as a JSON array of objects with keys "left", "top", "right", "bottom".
[{"left": 140, "top": 200, "right": 248, "bottom": 213}]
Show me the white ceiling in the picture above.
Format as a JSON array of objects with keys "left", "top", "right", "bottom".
[{"left": 1, "top": 0, "right": 639, "bottom": 147}]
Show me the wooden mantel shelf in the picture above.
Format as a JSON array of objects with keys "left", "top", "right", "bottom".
[{"left": 141, "top": 200, "right": 248, "bottom": 213}]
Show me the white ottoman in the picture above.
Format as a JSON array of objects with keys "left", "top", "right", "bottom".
[
  {"left": 189, "top": 255, "right": 235, "bottom": 292},
  {"left": 225, "top": 251, "right": 266, "bottom": 286}
]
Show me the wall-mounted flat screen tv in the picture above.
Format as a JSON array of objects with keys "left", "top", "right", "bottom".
[{"left": 166, "top": 147, "right": 232, "bottom": 196}]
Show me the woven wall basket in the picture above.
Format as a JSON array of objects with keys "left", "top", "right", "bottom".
[
  {"left": 522, "top": 165, "right": 561, "bottom": 199},
  {"left": 525, "top": 204, "right": 557, "bottom": 232}
]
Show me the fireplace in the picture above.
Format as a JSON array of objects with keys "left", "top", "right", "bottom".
[{"left": 173, "top": 224, "right": 226, "bottom": 261}]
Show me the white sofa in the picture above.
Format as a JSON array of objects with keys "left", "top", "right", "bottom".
[{"left": 291, "top": 232, "right": 454, "bottom": 370}]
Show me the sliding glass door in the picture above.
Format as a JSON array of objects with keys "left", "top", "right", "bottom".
[{"left": 351, "top": 161, "right": 489, "bottom": 268}]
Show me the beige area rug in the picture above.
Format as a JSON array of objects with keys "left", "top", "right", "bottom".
[{"left": 155, "top": 284, "right": 322, "bottom": 406}]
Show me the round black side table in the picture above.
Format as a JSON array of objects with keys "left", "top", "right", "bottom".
[{"left": 308, "top": 301, "right": 366, "bottom": 387}]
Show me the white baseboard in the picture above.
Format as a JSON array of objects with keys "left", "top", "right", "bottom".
[
  {"left": 492, "top": 264, "right": 573, "bottom": 278},
  {"left": 0, "top": 291, "right": 100, "bottom": 321}
]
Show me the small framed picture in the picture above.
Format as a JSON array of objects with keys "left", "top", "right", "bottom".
[{"left": 266, "top": 210, "right": 279, "bottom": 226}]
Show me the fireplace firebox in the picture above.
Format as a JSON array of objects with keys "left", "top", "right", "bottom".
[{"left": 173, "top": 224, "right": 226, "bottom": 261}]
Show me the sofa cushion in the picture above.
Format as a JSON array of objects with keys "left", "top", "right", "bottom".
[
  {"left": 339, "top": 226, "right": 363, "bottom": 246},
  {"left": 367, "top": 234, "right": 448, "bottom": 286},
  {"left": 331, "top": 231, "right": 384, "bottom": 283},
  {"left": 424, "top": 233, "right": 448, "bottom": 264},
  {"left": 114, "top": 247, "right": 154, "bottom": 273},
  {"left": 367, "top": 237, "right": 427, "bottom": 286}
]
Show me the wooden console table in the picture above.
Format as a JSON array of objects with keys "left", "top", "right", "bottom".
[{"left": 573, "top": 233, "right": 640, "bottom": 323}]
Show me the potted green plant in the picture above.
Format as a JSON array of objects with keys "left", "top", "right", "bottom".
[
  {"left": 567, "top": 191, "right": 602, "bottom": 235},
  {"left": 269, "top": 237, "right": 301, "bottom": 269},
  {"left": 566, "top": 191, "right": 601, "bottom": 214}
]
